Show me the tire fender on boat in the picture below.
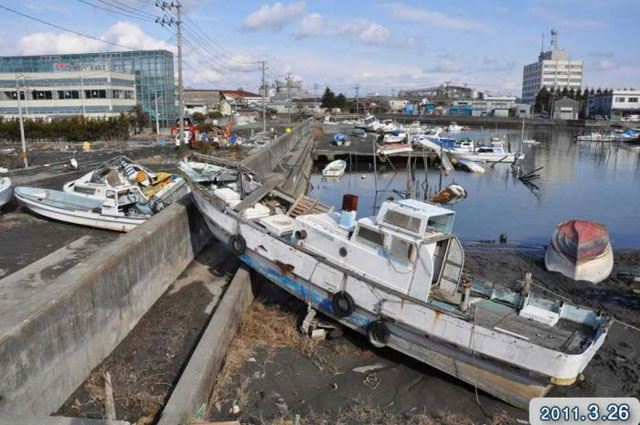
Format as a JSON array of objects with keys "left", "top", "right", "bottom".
[
  {"left": 332, "top": 291, "right": 355, "bottom": 318},
  {"left": 367, "top": 320, "right": 390, "bottom": 348},
  {"left": 229, "top": 234, "right": 246, "bottom": 255}
]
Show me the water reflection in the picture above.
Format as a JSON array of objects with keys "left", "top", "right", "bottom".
[{"left": 309, "top": 129, "right": 640, "bottom": 248}]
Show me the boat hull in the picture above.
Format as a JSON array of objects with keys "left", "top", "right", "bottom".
[
  {"left": 0, "top": 178, "right": 11, "bottom": 208},
  {"left": 15, "top": 189, "right": 145, "bottom": 232},
  {"left": 545, "top": 243, "right": 614, "bottom": 284},
  {"left": 456, "top": 152, "right": 518, "bottom": 163}
]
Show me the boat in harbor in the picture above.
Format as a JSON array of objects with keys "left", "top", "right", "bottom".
[
  {"left": 447, "top": 122, "right": 464, "bottom": 133},
  {"left": 0, "top": 176, "right": 11, "bottom": 208},
  {"left": 332, "top": 133, "right": 351, "bottom": 146},
  {"left": 63, "top": 156, "right": 188, "bottom": 213},
  {"left": 430, "top": 183, "right": 467, "bottom": 204},
  {"left": 15, "top": 186, "right": 149, "bottom": 232},
  {"left": 376, "top": 143, "right": 413, "bottom": 155},
  {"left": 450, "top": 157, "right": 485, "bottom": 174},
  {"left": 545, "top": 220, "right": 614, "bottom": 284},
  {"left": 322, "top": 160, "right": 347, "bottom": 178},
  {"left": 380, "top": 131, "right": 408, "bottom": 144},
  {"left": 180, "top": 153, "right": 612, "bottom": 409},
  {"left": 456, "top": 141, "right": 522, "bottom": 163}
]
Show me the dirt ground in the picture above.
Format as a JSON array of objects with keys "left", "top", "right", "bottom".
[
  {"left": 207, "top": 247, "right": 640, "bottom": 425},
  {"left": 55, "top": 242, "right": 239, "bottom": 424}
]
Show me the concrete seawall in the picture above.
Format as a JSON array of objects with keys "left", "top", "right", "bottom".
[{"left": 0, "top": 197, "right": 211, "bottom": 416}]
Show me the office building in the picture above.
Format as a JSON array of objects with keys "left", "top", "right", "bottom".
[
  {"left": 0, "top": 50, "right": 175, "bottom": 125},
  {"left": 521, "top": 29, "right": 583, "bottom": 104},
  {"left": 0, "top": 71, "right": 135, "bottom": 120}
]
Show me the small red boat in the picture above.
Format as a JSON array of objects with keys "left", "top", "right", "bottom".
[{"left": 545, "top": 220, "right": 614, "bottom": 283}]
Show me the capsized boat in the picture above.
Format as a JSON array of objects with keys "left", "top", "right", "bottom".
[
  {"left": 430, "top": 183, "right": 467, "bottom": 204},
  {"left": 545, "top": 220, "right": 614, "bottom": 284},
  {"left": 0, "top": 176, "right": 11, "bottom": 208},
  {"left": 180, "top": 154, "right": 612, "bottom": 409},
  {"left": 450, "top": 157, "right": 485, "bottom": 174},
  {"left": 63, "top": 155, "right": 188, "bottom": 212},
  {"left": 322, "top": 160, "right": 347, "bottom": 178},
  {"left": 15, "top": 186, "right": 149, "bottom": 232},
  {"left": 376, "top": 143, "right": 412, "bottom": 156}
]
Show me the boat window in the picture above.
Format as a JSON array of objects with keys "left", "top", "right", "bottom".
[
  {"left": 383, "top": 209, "right": 421, "bottom": 233},
  {"left": 106, "top": 191, "right": 115, "bottom": 199},
  {"left": 389, "top": 236, "right": 415, "bottom": 261},
  {"left": 427, "top": 214, "right": 453, "bottom": 233},
  {"left": 356, "top": 226, "right": 384, "bottom": 247}
]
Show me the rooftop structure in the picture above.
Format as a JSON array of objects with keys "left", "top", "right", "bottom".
[
  {"left": 0, "top": 50, "right": 176, "bottom": 126},
  {"left": 522, "top": 30, "right": 583, "bottom": 105}
]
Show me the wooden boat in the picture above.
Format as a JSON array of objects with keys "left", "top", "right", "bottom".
[
  {"left": 322, "top": 160, "right": 347, "bottom": 178},
  {"left": 63, "top": 155, "right": 188, "bottom": 212},
  {"left": 545, "top": 220, "right": 614, "bottom": 284},
  {"left": 15, "top": 186, "right": 149, "bottom": 232},
  {"left": 0, "top": 177, "right": 11, "bottom": 208},
  {"left": 376, "top": 143, "right": 413, "bottom": 155},
  {"left": 180, "top": 153, "right": 612, "bottom": 409}
]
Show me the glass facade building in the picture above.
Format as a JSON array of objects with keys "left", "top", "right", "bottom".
[{"left": 0, "top": 50, "right": 176, "bottom": 125}]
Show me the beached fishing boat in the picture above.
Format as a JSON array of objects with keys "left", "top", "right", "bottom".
[
  {"left": 322, "top": 160, "right": 347, "bottom": 178},
  {"left": 15, "top": 186, "right": 149, "bottom": 232},
  {"left": 0, "top": 177, "right": 11, "bottom": 208},
  {"left": 63, "top": 156, "right": 188, "bottom": 212},
  {"left": 376, "top": 143, "right": 413, "bottom": 155},
  {"left": 381, "top": 131, "right": 408, "bottom": 144},
  {"left": 545, "top": 220, "right": 614, "bottom": 284},
  {"left": 180, "top": 154, "right": 612, "bottom": 409}
]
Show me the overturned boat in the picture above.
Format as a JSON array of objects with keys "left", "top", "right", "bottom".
[
  {"left": 180, "top": 153, "right": 612, "bottom": 409},
  {"left": 545, "top": 220, "right": 614, "bottom": 284},
  {"left": 15, "top": 186, "right": 149, "bottom": 232},
  {"left": 0, "top": 176, "right": 11, "bottom": 208},
  {"left": 63, "top": 155, "right": 188, "bottom": 212}
]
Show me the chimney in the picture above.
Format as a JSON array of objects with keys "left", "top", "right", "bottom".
[{"left": 339, "top": 194, "right": 358, "bottom": 230}]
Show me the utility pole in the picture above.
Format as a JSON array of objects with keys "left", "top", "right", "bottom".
[
  {"left": 260, "top": 60, "right": 267, "bottom": 133},
  {"left": 154, "top": 91, "right": 160, "bottom": 134},
  {"left": 15, "top": 77, "right": 28, "bottom": 168},
  {"left": 286, "top": 72, "right": 292, "bottom": 125},
  {"left": 355, "top": 84, "right": 360, "bottom": 117}
]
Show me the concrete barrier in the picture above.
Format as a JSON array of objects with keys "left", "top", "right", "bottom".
[
  {"left": 157, "top": 268, "right": 257, "bottom": 425},
  {"left": 0, "top": 196, "right": 211, "bottom": 416},
  {"left": 241, "top": 121, "right": 311, "bottom": 176}
]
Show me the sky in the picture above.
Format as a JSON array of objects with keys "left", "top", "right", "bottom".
[{"left": 0, "top": 0, "right": 638, "bottom": 97}]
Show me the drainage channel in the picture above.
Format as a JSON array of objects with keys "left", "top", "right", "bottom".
[{"left": 54, "top": 241, "right": 239, "bottom": 424}]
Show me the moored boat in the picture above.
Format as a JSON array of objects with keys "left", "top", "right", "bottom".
[
  {"left": 322, "top": 160, "right": 347, "bottom": 178},
  {"left": 545, "top": 220, "right": 614, "bottom": 284},
  {"left": 376, "top": 143, "right": 412, "bottom": 155},
  {"left": 0, "top": 176, "right": 11, "bottom": 208},
  {"left": 180, "top": 154, "right": 612, "bottom": 409},
  {"left": 15, "top": 186, "right": 149, "bottom": 232}
]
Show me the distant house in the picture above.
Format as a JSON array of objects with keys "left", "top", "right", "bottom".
[
  {"left": 220, "top": 90, "right": 263, "bottom": 108},
  {"left": 553, "top": 97, "right": 580, "bottom": 120}
]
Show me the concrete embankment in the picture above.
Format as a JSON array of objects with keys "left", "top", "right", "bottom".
[{"left": 0, "top": 196, "right": 211, "bottom": 416}]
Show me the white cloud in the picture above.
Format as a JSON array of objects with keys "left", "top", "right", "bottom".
[
  {"left": 382, "top": 2, "right": 489, "bottom": 31},
  {"left": 18, "top": 21, "right": 170, "bottom": 55},
  {"left": 529, "top": 7, "right": 606, "bottom": 29},
  {"left": 243, "top": 1, "right": 306, "bottom": 32},
  {"left": 294, "top": 14, "right": 391, "bottom": 45},
  {"left": 596, "top": 59, "right": 617, "bottom": 71}
]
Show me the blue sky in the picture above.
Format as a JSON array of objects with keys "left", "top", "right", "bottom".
[{"left": 0, "top": 0, "right": 638, "bottom": 96}]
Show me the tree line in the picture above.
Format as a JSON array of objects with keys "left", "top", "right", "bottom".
[
  {"left": 321, "top": 87, "right": 349, "bottom": 110},
  {"left": 533, "top": 86, "right": 610, "bottom": 114}
]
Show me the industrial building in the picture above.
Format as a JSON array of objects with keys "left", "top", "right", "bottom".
[
  {"left": 399, "top": 84, "right": 476, "bottom": 104},
  {"left": 521, "top": 29, "right": 583, "bottom": 104},
  {"left": 585, "top": 89, "right": 640, "bottom": 120},
  {"left": 0, "top": 50, "right": 176, "bottom": 125},
  {"left": 448, "top": 95, "right": 519, "bottom": 117},
  {"left": 0, "top": 71, "right": 136, "bottom": 120}
]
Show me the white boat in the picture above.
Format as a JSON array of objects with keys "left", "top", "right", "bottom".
[
  {"left": 381, "top": 131, "right": 408, "bottom": 144},
  {"left": 322, "top": 160, "right": 347, "bottom": 178},
  {"left": 452, "top": 157, "right": 485, "bottom": 174},
  {"left": 545, "top": 220, "right": 614, "bottom": 284},
  {"left": 456, "top": 141, "right": 522, "bottom": 163},
  {"left": 447, "top": 122, "right": 464, "bottom": 133},
  {"left": 63, "top": 156, "right": 188, "bottom": 213},
  {"left": 430, "top": 183, "right": 467, "bottom": 204},
  {"left": 15, "top": 186, "right": 149, "bottom": 232},
  {"left": 576, "top": 133, "right": 614, "bottom": 142},
  {"left": 323, "top": 116, "right": 339, "bottom": 126},
  {"left": 0, "top": 177, "right": 12, "bottom": 208},
  {"left": 180, "top": 154, "right": 612, "bottom": 409},
  {"left": 376, "top": 143, "right": 413, "bottom": 155}
]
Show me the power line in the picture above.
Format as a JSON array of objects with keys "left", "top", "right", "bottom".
[
  {"left": 182, "top": 31, "right": 258, "bottom": 73},
  {"left": 75, "top": 0, "right": 155, "bottom": 21},
  {"left": 182, "top": 15, "right": 257, "bottom": 65},
  {"left": 0, "top": 3, "right": 139, "bottom": 50}
]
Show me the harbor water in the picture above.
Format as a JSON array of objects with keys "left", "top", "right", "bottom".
[{"left": 309, "top": 129, "right": 640, "bottom": 248}]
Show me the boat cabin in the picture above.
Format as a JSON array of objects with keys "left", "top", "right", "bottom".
[{"left": 293, "top": 199, "right": 463, "bottom": 302}]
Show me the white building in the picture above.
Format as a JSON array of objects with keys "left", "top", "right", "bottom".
[
  {"left": 0, "top": 70, "right": 136, "bottom": 120},
  {"left": 586, "top": 89, "right": 640, "bottom": 119},
  {"left": 521, "top": 29, "right": 583, "bottom": 105}
]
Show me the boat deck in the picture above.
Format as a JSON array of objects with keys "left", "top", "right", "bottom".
[{"left": 473, "top": 299, "right": 596, "bottom": 354}]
